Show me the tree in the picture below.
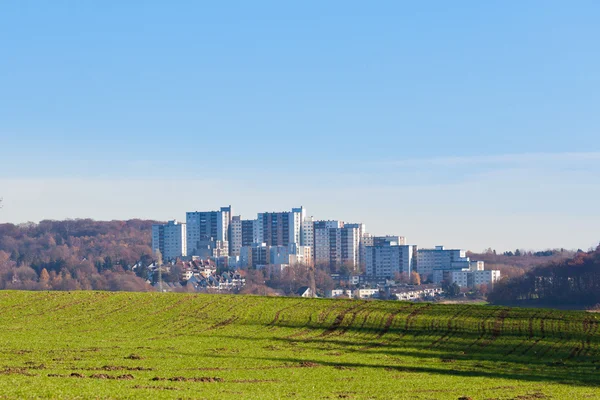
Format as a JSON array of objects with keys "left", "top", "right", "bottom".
[
  {"left": 410, "top": 271, "right": 421, "bottom": 285},
  {"left": 39, "top": 268, "right": 50, "bottom": 286},
  {"left": 394, "top": 272, "right": 409, "bottom": 284},
  {"left": 445, "top": 282, "right": 461, "bottom": 297}
]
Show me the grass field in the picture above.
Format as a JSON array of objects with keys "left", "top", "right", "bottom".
[{"left": 0, "top": 291, "right": 599, "bottom": 399}]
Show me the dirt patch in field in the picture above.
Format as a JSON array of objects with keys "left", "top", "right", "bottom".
[
  {"left": 90, "top": 373, "right": 134, "bottom": 380},
  {"left": 133, "top": 385, "right": 181, "bottom": 391},
  {"left": 152, "top": 376, "right": 223, "bottom": 382},
  {"left": 23, "top": 362, "right": 46, "bottom": 369},
  {"left": 513, "top": 393, "right": 548, "bottom": 400},
  {"left": 441, "top": 358, "right": 456, "bottom": 363},
  {"left": 125, "top": 354, "right": 144, "bottom": 360},
  {"left": 263, "top": 345, "right": 281, "bottom": 351},
  {"left": 12, "top": 350, "right": 33, "bottom": 355},
  {"left": 70, "top": 372, "right": 86, "bottom": 378},
  {"left": 0, "top": 367, "right": 35, "bottom": 376},
  {"left": 98, "top": 365, "right": 153, "bottom": 371},
  {"left": 333, "top": 365, "right": 354, "bottom": 370},
  {"left": 210, "top": 347, "right": 240, "bottom": 354},
  {"left": 299, "top": 361, "right": 319, "bottom": 368}
]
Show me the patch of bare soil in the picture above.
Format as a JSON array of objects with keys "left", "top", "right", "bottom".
[
  {"left": 97, "top": 365, "right": 152, "bottom": 371},
  {"left": 0, "top": 367, "right": 35, "bottom": 376},
  {"left": 513, "top": 393, "right": 548, "bottom": 400},
  {"left": 90, "top": 373, "right": 134, "bottom": 380},
  {"left": 333, "top": 365, "right": 354, "bottom": 370},
  {"left": 298, "top": 361, "right": 319, "bottom": 368},
  {"left": 125, "top": 354, "right": 144, "bottom": 360},
  {"left": 152, "top": 376, "right": 223, "bottom": 382},
  {"left": 133, "top": 385, "right": 181, "bottom": 391}
]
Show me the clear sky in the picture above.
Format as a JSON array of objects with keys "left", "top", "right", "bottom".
[{"left": 1, "top": 1, "right": 599, "bottom": 252}]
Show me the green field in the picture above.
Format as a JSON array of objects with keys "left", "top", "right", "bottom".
[{"left": 0, "top": 292, "right": 599, "bottom": 399}]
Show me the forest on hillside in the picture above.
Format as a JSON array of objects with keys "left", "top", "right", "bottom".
[
  {"left": 488, "top": 245, "right": 600, "bottom": 307},
  {"left": 0, "top": 219, "right": 158, "bottom": 291},
  {"left": 467, "top": 248, "right": 575, "bottom": 279}
]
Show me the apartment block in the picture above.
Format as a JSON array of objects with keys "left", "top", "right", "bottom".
[
  {"left": 416, "top": 245, "right": 469, "bottom": 278},
  {"left": 186, "top": 206, "right": 231, "bottom": 257},
  {"left": 365, "top": 240, "right": 416, "bottom": 278},
  {"left": 151, "top": 220, "right": 187, "bottom": 261},
  {"left": 433, "top": 261, "right": 500, "bottom": 288},
  {"left": 314, "top": 221, "right": 361, "bottom": 270}
]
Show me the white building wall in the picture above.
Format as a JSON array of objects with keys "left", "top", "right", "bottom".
[
  {"left": 417, "top": 246, "right": 467, "bottom": 277},
  {"left": 230, "top": 216, "right": 243, "bottom": 257},
  {"left": 152, "top": 220, "right": 186, "bottom": 261}
]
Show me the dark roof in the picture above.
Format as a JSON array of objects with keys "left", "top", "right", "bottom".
[{"left": 296, "top": 286, "right": 310, "bottom": 296}]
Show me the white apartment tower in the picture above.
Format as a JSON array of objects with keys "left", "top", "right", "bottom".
[
  {"left": 186, "top": 206, "right": 232, "bottom": 258},
  {"left": 229, "top": 216, "right": 243, "bottom": 257},
  {"left": 152, "top": 220, "right": 187, "bottom": 261},
  {"left": 314, "top": 221, "right": 361, "bottom": 270}
]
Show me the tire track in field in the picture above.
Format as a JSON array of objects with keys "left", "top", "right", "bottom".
[
  {"left": 568, "top": 316, "right": 599, "bottom": 359},
  {"left": 504, "top": 310, "right": 543, "bottom": 356},
  {"left": 427, "top": 307, "right": 470, "bottom": 349},
  {"left": 321, "top": 302, "right": 368, "bottom": 337},
  {"left": 268, "top": 300, "right": 305, "bottom": 329},
  {"left": 518, "top": 310, "right": 554, "bottom": 357},
  {"left": 479, "top": 308, "right": 510, "bottom": 348},
  {"left": 360, "top": 304, "right": 428, "bottom": 350}
]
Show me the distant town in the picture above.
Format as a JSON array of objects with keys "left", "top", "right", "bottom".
[{"left": 149, "top": 205, "right": 501, "bottom": 299}]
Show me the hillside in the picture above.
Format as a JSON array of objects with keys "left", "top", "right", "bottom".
[
  {"left": 0, "top": 292, "right": 598, "bottom": 399},
  {"left": 489, "top": 246, "right": 600, "bottom": 307},
  {"left": 0, "top": 219, "right": 158, "bottom": 291}
]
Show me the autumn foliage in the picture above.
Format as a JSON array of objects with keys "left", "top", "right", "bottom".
[
  {"left": 0, "top": 219, "right": 158, "bottom": 291},
  {"left": 488, "top": 245, "right": 600, "bottom": 307}
]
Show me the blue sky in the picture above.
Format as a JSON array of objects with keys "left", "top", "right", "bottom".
[{"left": 1, "top": 1, "right": 599, "bottom": 251}]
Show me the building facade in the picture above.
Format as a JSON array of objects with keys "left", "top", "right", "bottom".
[
  {"left": 314, "top": 221, "right": 361, "bottom": 270},
  {"left": 416, "top": 246, "right": 469, "bottom": 278},
  {"left": 365, "top": 241, "right": 416, "bottom": 278},
  {"left": 186, "top": 206, "right": 231, "bottom": 258},
  {"left": 433, "top": 261, "right": 500, "bottom": 289},
  {"left": 151, "top": 220, "right": 187, "bottom": 261}
]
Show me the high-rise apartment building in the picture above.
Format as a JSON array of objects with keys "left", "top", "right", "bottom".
[
  {"left": 255, "top": 207, "right": 307, "bottom": 247},
  {"left": 229, "top": 216, "right": 243, "bottom": 257},
  {"left": 230, "top": 216, "right": 259, "bottom": 257},
  {"left": 151, "top": 220, "right": 187, "bottom": 261},
  {"left": 314, "top": 221, "right": 361, "bottom": 270},
  {"left": 186, "top": 206, "right": 232, "bottom": 258},
  {"left": 416, "top": 245, "right": 469, "bottom": 278},
  {"left": 365, "top": 240, "right": 416, "bottom": 278}
]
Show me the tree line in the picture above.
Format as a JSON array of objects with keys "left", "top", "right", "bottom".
[
  {"left": 488, "top": 245, "right": 600, "bottom": 307},
  {"left": 0, "top": 219, "right": 157, "bottom": 291}
]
